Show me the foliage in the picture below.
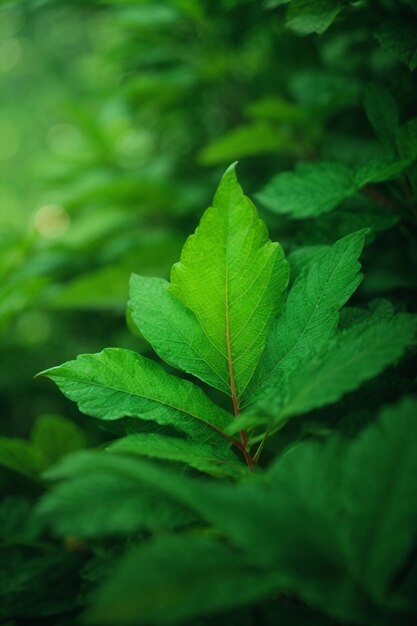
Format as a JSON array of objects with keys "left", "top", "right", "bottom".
[
  {"left": 1, "top": 0, "right": 417, "bottom": 625},
  {"left": 38, "top": 168, "right": 416, "bottom": 471}
]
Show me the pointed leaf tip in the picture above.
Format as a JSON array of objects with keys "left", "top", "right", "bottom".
[{"left": 224, "top": 161, "right": 239, "bottom": 174}]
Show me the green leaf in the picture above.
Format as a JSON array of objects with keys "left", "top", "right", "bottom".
[
  {"left": 143, "top": 440, "right": 374, "bottom": 624},
  {"left": 197, "top": 122, "right": 300, "bottom": 165},
  {"left": 0, "top": 415, "right": 85, "bottom": 478},
  {"left": 242, "top": 230, "right": 366, "bottom": 407},
  {"left": 49, "top": 234, "right": 182, "bottom": 312},
  {"left": 185, "top": 427, "right": 409, "bottom": 624},
  {"left": 376, "top": 19, "right": 417, "bottom": 71},
  {"left": 286, "top": 245, "right": 329, "bottom": 283},
  {"left": 129, "top": 275, "right": 230, "bottom": 395},
  {"left": 0, "top": 439, "right": 46, "bottom": 478},
  {"left": 257, "top": 161, "right": 354, "bottom": 218},
  {"left": 141, "top": 415, "right": 413, "bottom": 623},
  {"left": 169, "top": 165, "right": 289, "bottom": 403},
  {"left": 107, "top": 433, "right": 246, "bottom": 477},
  {"left": 341, "top": 397, "right": 417, "bottom": 603},
  {"left": 31, "top": 414, "right": 86, "bottom": 465},
  {"left": 245, "top": 95, "right": 311, "bottom": 124},
  {"left": 397, "top": 117, "right": 417, "bottom": 161},
  {"left": 42, "top": 406, "right": 417, "bottom": 623},
  {"left": 264, "top": 0, "right": 292, "bottom": 8},
  {"left": 364, "top": 84, "right": 399, "bottom": 148},
  {"left": 0, "top": 547, "right": 81, "bottom": 620},
  {"left": 117, "top": 5, "right": 180, "bottom": 29},
  {"left": 38, "top": 348, "right": 233, "bottom": 444},
  {"left": 354, "top": 156, "right": 411, "bottom": 186},
  {"left": 0, "top": 497, "right": 42, "bottom": 546},
  {"left": 258, "top": 312, "right": 417, "bottom": 427},
  {"left": 87, "top": 535, "right": 280, "bottom": 626},
  {"left": 257, "top": 158, "right": 410, "bottom": 219},
  {"left": 37, "top": 457, "right": 195, "bottom": 538},
  {"left": 286, "top": 0, "right": 345, "bottom": 35}
]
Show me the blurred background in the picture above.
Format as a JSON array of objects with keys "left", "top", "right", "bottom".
[{"left": 1, "top": 0, "right": 416, "bottom": 446}]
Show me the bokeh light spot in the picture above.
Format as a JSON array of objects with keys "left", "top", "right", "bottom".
[{"left": 34, "top": 204, "right": 70, "bottom": 239}]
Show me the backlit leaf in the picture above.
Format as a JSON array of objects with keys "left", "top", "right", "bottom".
[{"left": 170, "top": 164, "right": 289, "bottom": 404}]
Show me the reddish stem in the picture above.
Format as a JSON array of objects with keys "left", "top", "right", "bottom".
[
  {"left": 361, "top": 185, "right": 397, "bottom": 209},
  {"left": 225, "top": 270, "right": 253, "bottom": 470}
]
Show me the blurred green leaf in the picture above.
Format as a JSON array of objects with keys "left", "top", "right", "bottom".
[
  {"left": 87, "top": 535, "right": 280, "bottom": 625},
  {"left": 117, "top": 5, "right": 180, "bottom": 29},
  {"left": 342, "top": 397, "right": 417, "bottom": 603},
  {"left": 198, "top": 122, "right": 302, "bottom": 165},
  {"left": 0, "top": 496, "right": 42, "bottom": 546},
  {"left": 245, "top": 95, "right": 312, "bottom": 123},
  {"left": 376, "top": 18, "right": 417, "bottom": 71},
  {"left": 258, "top": 156, "right": 410, "bottom": 218},
  {"left": 397, "top": 117, "right": 417, "bottom": 161},
  {"left": 31, "top": 414, "right": 86, "bottom": 465},
  {"left": 0, "top": 414, "right": 86, "bottom": 478},
  {"left": 0, "top": 438, "right": 46, "bottom": 479},
  {"left": 108, "top": 433, "right": 246, "bottom": 477},
  {"left": 263, "top": 0, "right": 292, "bottom": 8},
  {"left": 364, "top": 83, "right": 399, "bottom": 148},
  {"left": 257, "top": 161, "right": 355, "bottom": 218},
  {"left": 37, "top": 461, "right": 195, "bottom": 538},
  {"left": 286, "top": 0, "right": 345, "bottom": 35}
]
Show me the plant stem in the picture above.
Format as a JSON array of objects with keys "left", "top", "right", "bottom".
[
  {"left": 252, "top": 427, "right": 270, "bottom": 466},
  {"left": 361, "top": 185, "right": 398, "bottom": 210},
  {"left": 225, "top": 269, "right": 253, "bottom": 469}
]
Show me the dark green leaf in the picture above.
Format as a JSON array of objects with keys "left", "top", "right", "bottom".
[
  {"left": 376, "top": 19, "right": 417, "bottom": 71},
  {"left": 38, "top": 461, "right": 195, "bottom": 538},
  {"left": 31, "top": 414, "right": 86, "bottom": 465},
  {"left": 257, "top": 312, "right": 417, "bottom": 428},
  {"left": 0, "top": 438, "right": 46, "bottom": 478},
  {"left": 397, "top": 117, "right": 417, "bottom": 161},
  {"left": 364, "top": 83, "right": 399, "bottom": 148},
  {"left": 341, "top": 397, "right": 417, "bottom": 603},
  {"left": 87, "top": 535, "right": 280, "bottom": 625},
  {"left": 108, "top": 433, "right": 246, "bottom": 477},
  {"left": 243, "top": 230, "right": 366, "bottom": 407},
  {"left": 257, "top": 161, "right": 355, "bottom": 218},
  {"left": 286, "top": 0, "right": 345, "bottom": 35},
  {"left": 258, "top": 158, "right": 410, "bottom": 219}
]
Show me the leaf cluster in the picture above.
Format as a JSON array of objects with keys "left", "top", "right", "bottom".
[
  {"left": 1, "top": 1, "right": 417, "bottom": 625},
  {"left": 33, "top": 166, "right": 417, "bottom": 626}
]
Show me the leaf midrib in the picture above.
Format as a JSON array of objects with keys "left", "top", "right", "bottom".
[{"left": 225, "top": 267, "right": 239, "bottom": 414}]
